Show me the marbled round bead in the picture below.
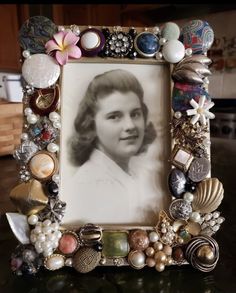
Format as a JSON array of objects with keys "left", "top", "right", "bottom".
[
  {"left": 58, "top": 232, "right": 79, "bottom": 255},
  {"left": 172, "top": 247, "right": 184, "bottom": 262},
  {"left": 134, "top": 32, "right": 160, "bottom": 57},
  {"left": 129, "top": 230, "right": 149, "bottom": 251}
]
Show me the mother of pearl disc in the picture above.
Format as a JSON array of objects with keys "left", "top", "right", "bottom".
[{"left": 29, "top": 152, "right": 56, "bottom": 180}]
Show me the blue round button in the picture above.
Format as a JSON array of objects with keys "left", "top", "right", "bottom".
[{"left": 134, "top": 32, "right": 160, "bottom": 57}]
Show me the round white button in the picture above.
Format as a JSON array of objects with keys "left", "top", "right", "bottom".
[
  {"left": 80, "top": 32, "right": 100, "bottom": 49},
  {"left": 22, "top": 54, "right": 61, "bottom": 88}
]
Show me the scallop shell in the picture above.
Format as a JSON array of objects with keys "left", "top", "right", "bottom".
[{"left": 192, "top": 178, "right": 224, "bottom": 213}]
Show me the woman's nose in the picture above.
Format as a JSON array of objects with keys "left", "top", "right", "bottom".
[{"left": 123, "top": 116, "right": 135, "bottom": 130}]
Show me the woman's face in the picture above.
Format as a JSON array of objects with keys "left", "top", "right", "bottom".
[{"left": 94, "top": 91, "right": 145, "bottom": 164}]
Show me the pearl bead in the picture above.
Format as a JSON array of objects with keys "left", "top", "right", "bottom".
[
  {"left": 128, "top": 251, "right": 146, "bottom": 269},
  {"left": 42, "top": 241, "right": 53, "bottom": 250},
  {"left": 71, "top": 25, "right": 80, "bottom": 36},
  {"left": 43, "top": 226, "right": 52, "bottom": 235},
  {"left": 45, "top": 254, "right": 65, "bottom": 270},
  {"left": 183, "top": 192, "right": 194, "bottom": 202},
  {"left": 155, "top": 262, "right": 165, "bottom": 272},
  {"left": 27, "top": 114, "right": 38, "bottom": 124},
  {"left": 163, "top": 245, "right": 172, "bottom": 256},
  {"left": 204, "top": 214, "right": 212, "bottom": 221},
  {"left": 213, "top": 211, "right": 220, "bottom": 218},
  {"left": 153, "top": 242, "right": 163, "bottom": 251},
  {"left": 145, "top": 247, "right": 155, "bottom": 257},
  {"left": 58, "top": 26, "right": 65, "bottom": 31},
  {"left": 43, "top": 219, "right": 52, "bottom": 227},
  {"left": 37, "top": 233, "right": 46, "bottom": 242},
  {"left": 159, "top": 38, "right": 167, "bottom": 45},
  {"left": 47, "top": 142, "right": 59, "bottom": 153},
  {"left": 30, "top": 234, "right": 37, "bottom": 243},
  {"left": 155, "top": 52, "right": 163, "bottom": 59},
  {"left": 190, "top": 211, "right": 201, "bottom": 222},
  {"left": 21, "top": 133, "right": 29, "bottom": 141},
  {"left": 52, "top": 174, "right": 60, "bottom": 184},
  {"left": 22, "top": 50, "right": 31, "bottom": 59},
  {"left": 43, "top": 250, "right": 53, "bottom": 257},
  {"left": 65, "top": 258, "right": 73, "bottom": 267},
  {"left": 146, "top": 257, "right": 156, "bottom": 267},
  {"left": 54, "top": 230, "right": 62, "bottom": 239},
  {"left": 51, "top": 222, "right": 59, "bottom": 231},
  {"left": 24, "top": 107, "right": 32, "bottom": 116},
  {"left": 49, "top": 111, "right": 60, "bottom": 122},
  {"left": 46, "top": 233, "right": 56, "bottom": 242},
  {"left": 153, "top": 26, "right": 160, "bottom": 34},
  {"left": 185, "top": 48, "right": 192, "bottom": 56},
  {"left": 53, "top": 121, "right": 61, "bottom": 129},
  {"left": 35, "top": 241, "right": 42, "bottom": 251},
  {"left": 28, "top": 214, "right": 39, "bottom": 225},
  {"left": 154, "top": 251, "right": 167, "bottom": 263},
  {"left": 52, "top": 240, "right": 59, "bottom": 249},
  {"left": 217, "top": 217, "right": 224, "bottom": 224},
  {"left": 34, "top": 226, "right": 42, "bottom": 234},
  {"left": 149, "top": 231, "right": 159, "bottom": 243},
  {"left": 174, "top": 111, "right": 182, "bottom": 119}
]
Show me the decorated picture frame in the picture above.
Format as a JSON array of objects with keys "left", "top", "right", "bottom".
[{"left": 7, "top": 16, "right": 225, "bottom": 275}]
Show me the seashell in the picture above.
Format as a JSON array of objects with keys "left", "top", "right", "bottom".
[
  {"left": 172, "top": 69, "right": 204, "bottom": 84},
  {"left": 192, "top": 178, "right": 224, "bottom": 213},
  {"left": 73, "top": 247, "right": 101, "bottom": 273},
  {"left": 44, "top": 254, "right": 65, "bottom": 271},
  {"left": 6, "top": 213, "right": 30, "bottom": 244},
  {"left": 185, "top": 235, "right": 219, "bottom": 272},
  {"left": 178, "top": 55, "right": 212, "bottom": 66}
]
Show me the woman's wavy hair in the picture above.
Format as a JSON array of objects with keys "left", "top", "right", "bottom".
[{"left": 70, "top": 69, "right": 156, "bottom": 166}]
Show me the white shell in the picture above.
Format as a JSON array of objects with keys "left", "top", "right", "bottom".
[
  {"left": 192, "top": 178, "right": 224, "bottom": 213},
  {"left": 44, "top": 254, "right": 65, "bottom": 270},
  {"left": 6, "top": 213, "right": 30, "bottom": 244},
  {"left": 22, "top": 54, "right": 60, "bottom": 89}
]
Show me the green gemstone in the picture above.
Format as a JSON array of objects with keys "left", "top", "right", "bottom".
[{"left": 102, "top": 231, "right": 130, "bottom": 258}]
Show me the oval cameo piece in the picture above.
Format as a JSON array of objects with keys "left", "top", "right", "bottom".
[
  {"left": 44, "top": 254, "right": 65, "bottom": 271},
  {"left": 29, "top": 151, "right": 58, "bottom": 181}
]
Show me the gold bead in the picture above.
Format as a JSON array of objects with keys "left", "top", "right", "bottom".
[
  {"left": 153, "top": 242, "right": 163, "bottom": 251},
  {"left": 154, "top": 251, "right": 167, "bottom": 263},
  {"left": 196, "top": 245, "right": 215, "bottom": 264},
  {"left": 145, "top": 247, "right": 155, "bottom": 257},
  {"left": 155, "top": 262, "right": 165, "bottom": 272}
]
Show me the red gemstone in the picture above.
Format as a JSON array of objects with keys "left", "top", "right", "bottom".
[{"left": 58, "top": 233, "right": 78, "bottom": 255}]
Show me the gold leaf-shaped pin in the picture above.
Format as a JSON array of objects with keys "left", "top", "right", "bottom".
[
  {"left": 10, "top": 179, "right": 48, "bottom": 215},
  {"left": 155, "top": 210, "right": 173, "bottom": 234}
]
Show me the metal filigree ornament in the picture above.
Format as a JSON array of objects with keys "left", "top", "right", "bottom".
[{"left": 38, "top": 198, "right": 66, "bottom": 223}]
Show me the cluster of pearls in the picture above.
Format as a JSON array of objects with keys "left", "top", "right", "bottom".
[
  {"left": 159, "top": 219, "right": 176, "bottom": 245},
  {"left": 145, "top": 231, "right": 173, "bottom": 272},
  {"left": 49, "top": 111, "right": 61, "bottom": 129},
  {"left": 183, "top": 192, "right": 202, "bottom": 223},
  {"left": 200, "top": 211, "right": 225, "bottom": 236},
  {"left": 28, "top": 215, "right": 62, "bottom": 257},
  {"left": 19, "top": 166, "right": 31, "bottom": 182},
  {"left": 24, "top": 107, "right": 38, "bottom": 125}
]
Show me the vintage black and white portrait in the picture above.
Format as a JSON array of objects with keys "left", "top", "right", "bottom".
[{"left": 60, "top": 61, "right": 171, "bottom": 226}]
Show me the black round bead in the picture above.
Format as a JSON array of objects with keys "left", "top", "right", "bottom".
[
  {"left": 93, "top": 242, "right": 103, "bottom": 252},
  {"left": 46, "top": 181, "right": 59, "bottom": 197},
  {"left": 129, "top": 28, "right": 137, "bottom": 38}
]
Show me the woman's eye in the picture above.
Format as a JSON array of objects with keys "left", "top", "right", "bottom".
[
  {"left": 107, "top": 113, "right": 121, "bottom": 120},
  {"left": 131, "top": 110, "right": 142, "bottom": 118}
]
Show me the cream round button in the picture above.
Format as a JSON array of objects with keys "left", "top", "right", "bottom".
[
  {"left": 22, "top": 54, "right": 60, "bottom": 89},
  {"left": 81, "top": 31, "right": 100, "bottom": 50},
  {"left": 29, "top": 151, "right": 58, "bottom": 180}
]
